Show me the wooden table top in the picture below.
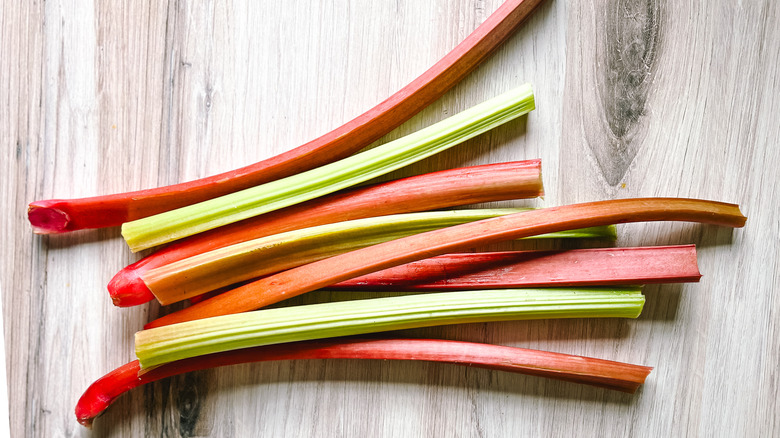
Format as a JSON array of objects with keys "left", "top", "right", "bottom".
[{"left": 2, "top": 0, "right": 778, "bottom": 436}]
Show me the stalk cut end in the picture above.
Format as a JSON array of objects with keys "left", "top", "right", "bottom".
[
  {"left": 75, "top": 360, "right": 142, "bottom": 428},
  {"left": 108, "top": 268, "right": 155, "bottom": 307},
  {"left": 28, "top": 202, "right": 71, "bottom": 234}
]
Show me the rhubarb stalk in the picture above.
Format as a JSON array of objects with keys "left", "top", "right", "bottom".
[
  {"left": 121, "top": 84, "right": 536, "bottom": 252},
  {"left": 77, "top": 338, "right": 652, "bottom": 427},
  {"left": 141, "top": 209, "right": 615, "bottom": 306},
  {"left": 109, "top": 160, "right": 545, "bottom": 307},
  {"left": 145, "top": 198, "right": 745, "bottom": 328},
  {"left": 29, "top": 0, "right": 547, "bottom": 233},
  {"left": 331, "top": 245, "right": 702, "bottom": 290},
  {"left": 136, "top": 288, "right": 646, "bottom": 368}
]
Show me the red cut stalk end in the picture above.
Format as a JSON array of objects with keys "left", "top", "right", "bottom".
[
  {"left": 75, "top": 360, "right": 143, "bottom": 428},
  {"left": 28, "top": 201, "right": 71, "bottom": 234},
  {"left": 108, "top": 263, "right": 155, "bottom": 307},
  {"left": 28, "top": 197, "right": 131, "bottom": 231}
]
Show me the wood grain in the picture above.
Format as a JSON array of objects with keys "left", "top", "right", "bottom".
[{"left": 2, "top": 0, "right": 778, "bottom": 436}]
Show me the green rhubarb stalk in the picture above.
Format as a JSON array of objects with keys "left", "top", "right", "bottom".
[
  {"left": 143, "top": 208, "right": 616, "bottom": 305},
  {"left": 135, "top": 287, "right": 644, "bottom": 369},
  {"left": 121, "top": 84, "right": 535, "bottom": 252}
]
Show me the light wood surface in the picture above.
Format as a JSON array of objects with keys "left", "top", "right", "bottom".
[{"left": 2, "top": 0, "right": 778, "bottom": 436}]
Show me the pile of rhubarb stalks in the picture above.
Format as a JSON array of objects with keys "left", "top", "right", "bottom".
[{"left": 26, "top": 0, "right": 746, "bottom": 428}]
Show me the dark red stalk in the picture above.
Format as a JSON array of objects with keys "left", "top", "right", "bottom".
[
  {"left": 28, "top": 0, "right": 548, "bottom": 233},
  {"left": 145, "top": 198, "right": 745, "bottom": 328},
  {"left": 75, "top": 338, "right": 652, "bottom": 427},
  {"left": 331, "top": 245, "right": 702, "bottom": 290},
  {"left": 109, "top": 160, "right": 543, "bottom": 307}
]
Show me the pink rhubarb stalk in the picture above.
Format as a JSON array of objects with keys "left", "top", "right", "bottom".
[
  {"left": 28, "top": 0, "right": 548, "bottom": 233},
  {"left": 145, "top": 198, "right": 745, "bottom": 328},
  {"left": 76, "top": 338, "right": 652, "bottom": 427},
  {"left": 110, "top": 160, "right": 543, "bottom": 306},
  {"left": 331, "top": 245, "right": 702, "bottom": 290}
]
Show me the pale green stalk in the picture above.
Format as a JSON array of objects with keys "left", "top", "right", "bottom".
[
  {"left": 122, "top": 84, "right": 535, "bottom": 252},
  {"left": 144, "top": 208, "right": 617, "bottom": 305},
  {"left": 135, "top": 287, "right": 644, "bottom": 368}
]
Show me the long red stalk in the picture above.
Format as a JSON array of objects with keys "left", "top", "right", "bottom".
[
  {"left": 110, "top": 161, "right": 543, "bottom": 307},
  {"left": 75, "top": 338, "right": 652, "bottom": 427},
  {"left": 146, "top": 198, "right": 746, "bottom": 328},
  {"left": 28, "top": 0, "right": 548, "bottom": 233},
  {"left": 330, "top": 245, "right": 702, "bottom": 290},
  {"left": 185, "top": 244, "right": 695, "bottom": 305}
]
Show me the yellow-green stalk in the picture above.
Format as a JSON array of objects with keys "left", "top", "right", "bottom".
[
  {"left": 136, "top": 287, "right": 645, "bottom": 369},
  {"left": 122, "top": 84, "right": 535, "bottom": 252}
]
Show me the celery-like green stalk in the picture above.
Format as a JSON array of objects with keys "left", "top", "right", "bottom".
[
  {"left": 135, "top": 287, "right": 644, "bottom": 368},
  {"left": 143, "top": 208, "right": 617, "bottom": 305},
  {"left": 121, "top": 84, "right": 535, "bottom": 252}
]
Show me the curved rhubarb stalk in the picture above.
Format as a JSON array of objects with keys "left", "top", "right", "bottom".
[
  {"left": 330, "top": 245, "right": 703, "bottom": 290},
  {"left": 145, "top": 197, "right": 745, "bottom": 328},
  {"left": 28, "top": 0, "right": 548, "bottom": 234},
  {"left": 76, "top": 338, "right": 652, "bottom": 428},
  {"left": 109, "top": 160, "right": 544, "bottom": 307}
]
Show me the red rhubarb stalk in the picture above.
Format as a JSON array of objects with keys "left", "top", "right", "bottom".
[
  {"left": 161, "top": 242, "right": 689, "bottom": 306},
  {"left": 76, "top": 338, "right": 652, "bottom": 427},
  {"left": 331, "top": 245, "right": 702, "bottom": 290},
  {"left": 28, "top": 0, "right": 548, "bottom": 233},
  {"left": 146, "top": 198, "right": 745, "bottom": 328},
  {"left": 110, "top": 161, "right": 544, "bottom": 307}
]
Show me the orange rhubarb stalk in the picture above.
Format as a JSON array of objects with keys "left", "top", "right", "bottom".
[
  {"left": 28, "top": 0, "right": 548, "bottom": 233},
  {"left": 141, "top": 209, "right": 613, "bottom": 306},
  {"left": 109, "top": 161, "right": 544, "bottom": 306},
  {"left": 145, "top": 198, "right": 745, "bottom": 328}
]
